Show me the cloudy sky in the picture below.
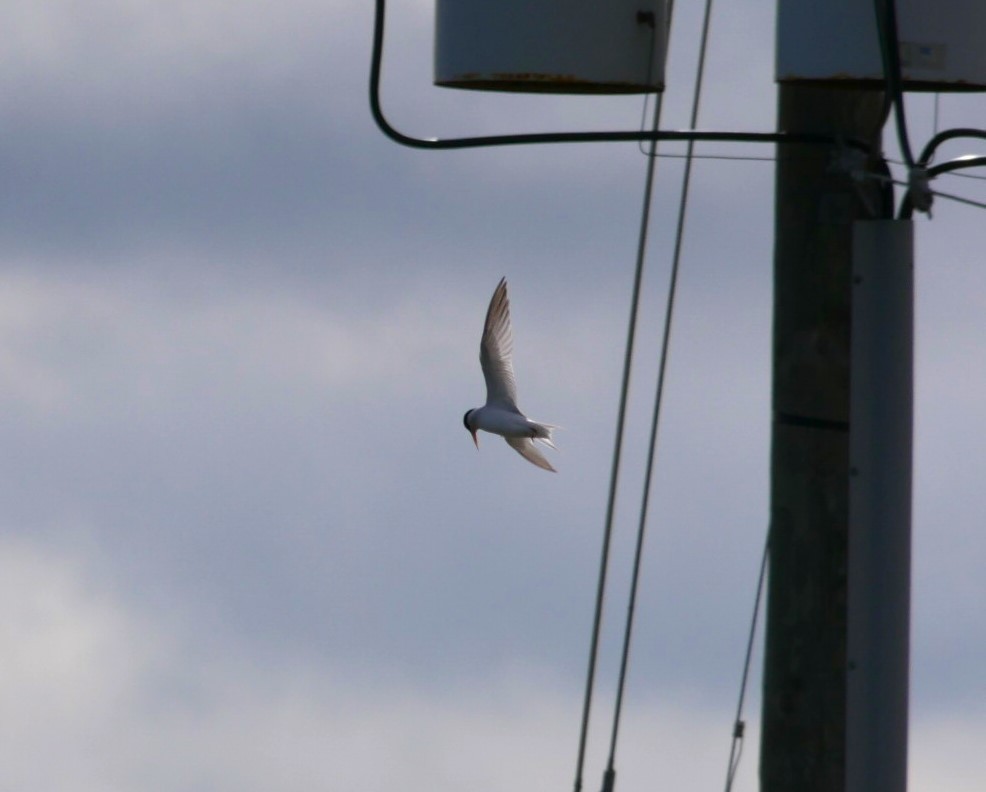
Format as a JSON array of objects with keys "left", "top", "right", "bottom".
[{"left": 3, "top": 1, "right": 985, "bottom": 790}]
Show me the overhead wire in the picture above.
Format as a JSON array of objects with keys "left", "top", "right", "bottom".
[
  {"left": 573, "top": 95, "right": 660, "bottom": 792},
  {"left": 658, "top": 152, "right": 775, "bottom": 162},
  {"left": 722, "top": 536, "right": 769, "bottom": 792},
  {"left": 924, "top": 189, "right": 986, "bottom": 213},
  {"left": 572, "top": 14, "right": 667, "bottom": 791},
  {"left": 917, "top": 129, "right": 986, "bottom": 167},
  {"left": 873, "top": 0, "right": 915, "bottom": 168},
  {"left": 942, "top": 169, "right": 986, "bottom": 182},
  {"left": 598, "top": 0, "right": 717, "bottom": 787},
  {"left": 636, "top": 18, "right": 665, "bottom": 159}
]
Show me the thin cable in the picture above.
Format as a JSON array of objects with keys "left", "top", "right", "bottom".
[
  {"left": 888, "top": 155, "right": 986, "bottom": 180},
  {"left": 886, "top": 178, "right": 986, "bottom": 217},
  {"left": 600, "top": 0, "right": 717, "bottom": 786},
  {"left": 723, "top": 536, "right": 770, "bottom": 792},
  {"left": 927, "top": 155, "right": 986, "bottom": 178},
  {"left": 942, "top": 169, "right": 986, "bottom": 182},
  {"left": 873, "top": 0, "right": 915, "bottom": 167},
  {"left": 637, "top": 18, "right": 663, "bottom": 158},
  {"left": 572, "top": 47, "right": 667, "bottom": 792},
  {"left": 926, "top": 189, "right": 986, "bottom": 212},
  {"left": 637, "top": 93, "right": 664, "bottom": 156},
  {"left": 662, "top": 152, "right": 774, "bottom": 162},
  {"left": 917, "top": 129, "right": 986, "bottom": 167},
  {"left": 726, "top": 738, "right": 745, "bottom": 791}
]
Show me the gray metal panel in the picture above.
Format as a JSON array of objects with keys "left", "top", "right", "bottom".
[{"left": 846, "top": 220, "right": 914, "bottom": 792}]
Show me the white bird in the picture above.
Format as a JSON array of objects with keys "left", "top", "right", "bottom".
[{"left": 463, "top": 277, "right": 557, "bottom": 472}]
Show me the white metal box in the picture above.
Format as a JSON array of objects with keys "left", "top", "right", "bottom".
[
  {"left": 434, "top": 0, "right": 667, "bottom": 94},
  {"left": 777, "top": 0, "right": 986, "bottom": 90}
]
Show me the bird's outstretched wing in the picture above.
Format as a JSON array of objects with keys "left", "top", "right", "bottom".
[
  {"left": 479, "top": 277, "right": 518, "bottom": 408},
  {"left": 505, "top": 437, "right": 556, "bottom": 472}
]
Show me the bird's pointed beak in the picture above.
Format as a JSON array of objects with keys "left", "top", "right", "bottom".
[{"left": 471, "top": 429, "right": 479, "bottom": 448}]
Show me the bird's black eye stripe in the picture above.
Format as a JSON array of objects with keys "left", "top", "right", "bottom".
[{"left": 462, "top": 410, "right": 473, "bottom": 429}]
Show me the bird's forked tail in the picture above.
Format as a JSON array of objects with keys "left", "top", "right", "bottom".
[{"left": 529, "top": 420, "right": 558, "bottom": 449}]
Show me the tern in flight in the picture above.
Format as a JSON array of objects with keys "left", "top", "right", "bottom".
[{"left": 462, "top": 277, "right": 557, "bottom": 472}]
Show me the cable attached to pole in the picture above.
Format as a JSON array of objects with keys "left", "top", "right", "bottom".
[
  {"left": 917, "top": 129, "right": 986, "bottom": 167},
  {"left": 722, "top": 535, "right": 769, "bottom": 792},
  {"left": 873, "top": 0, "right": 914, "bottom": 169},
  {"left": 898, "top": 155, "right": 986, "bottom": 218}
]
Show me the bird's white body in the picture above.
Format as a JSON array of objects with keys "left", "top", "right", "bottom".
[
  {"left": 463, "top": 277, "right": 557, "bottom": 472},
  {"left": 468, "top": 405, "right": 551, "bottom": 440}
]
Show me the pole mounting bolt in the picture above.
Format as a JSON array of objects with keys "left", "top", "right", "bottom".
[{"left": 829, "top": 145, "right": 868, "bottom": 181}]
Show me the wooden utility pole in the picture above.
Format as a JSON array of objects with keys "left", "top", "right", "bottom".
[{"left": 759, "top": 83, "right": 887, "bottom": 792}]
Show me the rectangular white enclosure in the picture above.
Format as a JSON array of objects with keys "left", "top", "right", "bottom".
[
  {"left": 435, "top": 0, "right": 667, "bottom": 93},
  {"left": 778, "top": 0, "right": 986, "bottom": 90}
]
